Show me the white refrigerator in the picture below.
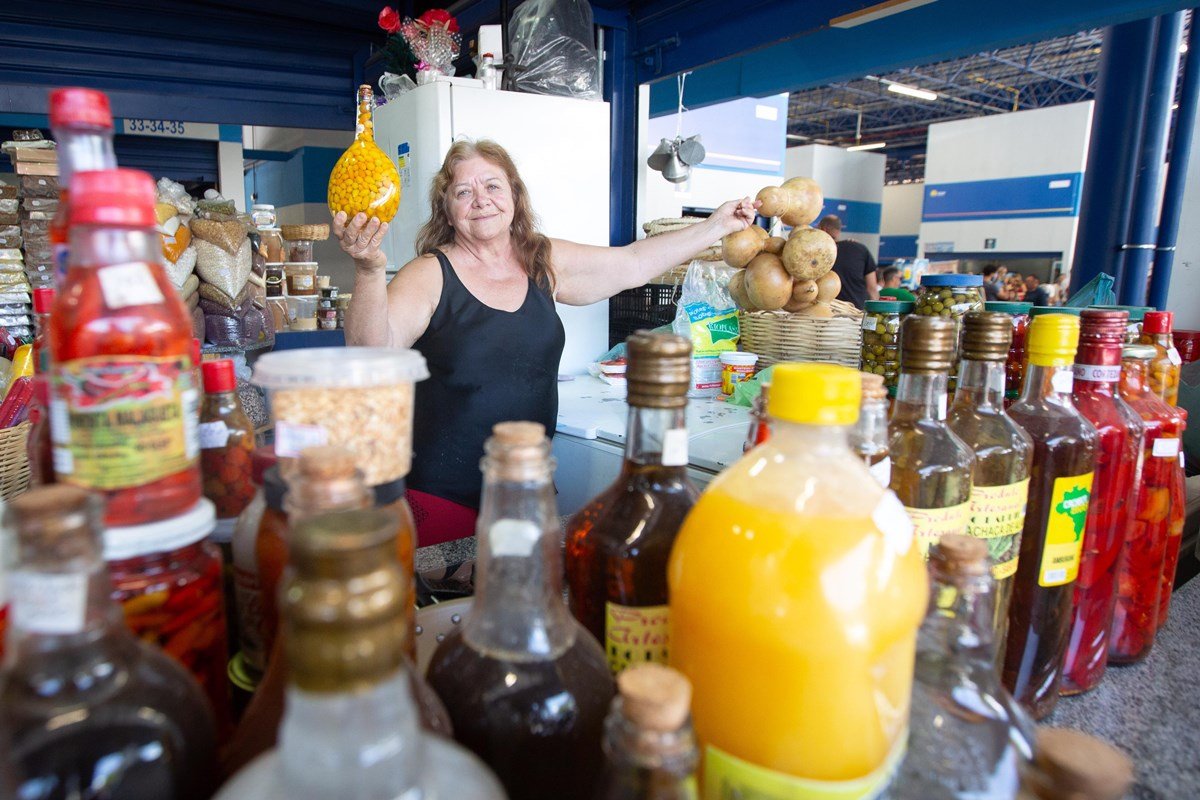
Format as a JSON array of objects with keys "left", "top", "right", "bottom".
[{"left": 373, "top": 81, "right": 611, "bottom": 375}]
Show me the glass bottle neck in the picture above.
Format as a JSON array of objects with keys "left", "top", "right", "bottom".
[
  {"left": 68, "top": 226, "right": 159, "bottom": 270},
  {"left": 602, "top": 699, "right": 698, "bottom": 796},
  {"left": 953, "top": 359, "right": 1007, "bottom": 410},
  {"left": 625, "top": 406, "right": 688, "bottom": 469},
  {"left": 55, "top": 127, "right": 117, "bottom": 187},
  {"left": 1018, "top": 362, "right": 1075, "bottom": 405},
  {"left": 893, "top": 371, "right": 949, "bottom": 422},
  {"left": 918, "top": 565, "right": 997, "bottom": 667},
  {"left": 850, "top": 398, "right": 889, "bottom": 458}
]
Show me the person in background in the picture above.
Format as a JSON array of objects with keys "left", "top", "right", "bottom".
[
  {"left": 816, "top": 214, "right": 877, "bottom": 308},
  {"left": 878, "top": 266, "right": 916, "bottom": 302},
  {"left": 1006, "top": 273, "right": 1026, "bottom": 301},
  {"left": 1055, "top": 272, "right": 1071, "bottom": 305},
  {"left": 1024, "top": 274, "right": 1052, "bottom": 306},
  {"left": 982, "top": 263, "right": 1010, "bottom": 301}
]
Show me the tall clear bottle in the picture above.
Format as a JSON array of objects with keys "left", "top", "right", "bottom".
[
  {"left": 1, "top": 486, "right": 218, "bottom": 799},
  {"left": 215, "top": 508, "right": 504, "bottom": 800},
  {"left": 947, "top": 312, "right": 1033, "bottom": 651},
  {"left": 850, "top": 371, "right": 891, "bottom": 485},
  {"left": 597, "top": 664, "right": 698, "bottom": 800},
  {"left": 427, "top": 422, "right": 616, "bottom": 799},
  {"left": 566, "top": 332, "right": 699, "bottom": 673},
  {"left": 1060, "top": 310, "right": 1143, "bottom": 695},
  {"left": 889, "top": 315, "right": 975, "bottom": 556},
  {"left": 669, "top": 364, "right": 927, "bottom": 798},
  {"left": 888, "top": 535, "right": 1035, "bottom": 800},
  {"left": 1003, "top": 314, "right": 1097, "bottom": 719}
]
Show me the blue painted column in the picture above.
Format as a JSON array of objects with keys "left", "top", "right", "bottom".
[
  {"left": 1070, "top": 19, "right": 1157, "bottom": 296},
  {"left": 601, "top": 13, "right": 638, "bottom": 246},
  {"left": 1119, "top": 12, "right": 1185, "bottom": 306},
  {"left": 1149, "top": 12, "right": 1200, "bottom": 311}
]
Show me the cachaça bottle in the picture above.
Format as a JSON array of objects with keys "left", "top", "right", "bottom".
[
  {"left": 1060, "top": 310, "right": 1143, "bottom": 695},
  {"left": 888, "top": 535, "right": 1035, "bottom": 800},
  {"left": 1003, "top": 314, "right": 1097, "bottom": 719},
  {"left": 427, "top": 422, "right": 616, "bottom": 799},
  {"left": 566, "top": 331, "right": 699, "bottom": 673},
  {"left": 889, "top": 315, "right": 975, "bottom": 556},
  {"left": 596, "top": 664, "right": 698, "bottom": 800},
  {"left": 947, "top": 311, "right": 1033, "bottom": 650},
  {"left": 0, "top": 485, "right": 217, "bottom": 800},
  {"left": 1017, "top": 728, "right": 1133, "bottom": 800},
  {"left": 214, "top": 508, "right": 504, "bottom": 800},
  {"left": 850, "top": 371, "right": 891, "bottom": 485},
  {"left": 49, "top": 87, "right": 117, "bottom": 282},
  {"left": 669, "top": 364, "right": 926, "bottom": 799}
]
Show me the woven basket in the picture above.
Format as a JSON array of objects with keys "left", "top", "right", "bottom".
[
  {"left": 0, "top": 421, "right": 31, "bottom": 501},
  {"left": 642, "top": 217, "right": 725, "bottom": 282},
  {"left": 738, "top": 302, "right": 864, "bottom": 369},
  {"left": 280, "top": 224, "right": 330, "bottom": 241}
]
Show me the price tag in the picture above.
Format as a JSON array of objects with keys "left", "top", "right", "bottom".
[
  {"left": 199, "top": 421, "right": 231, "bottom": 449},
  {"left": 274, "top": 421, "right": 329, "bottom": 457},
  {"left": 98, "top": 262, "right": 165, "bottom": 309},
  {"left": 862, "top": 315, "right": 876, "bottom": 331},
  {"left": 1051, "top": 370, "right": 1074, "bottom": 395},
  {"left": 490, "top": 519, "right": 541, "bottom": 557},
  {"left": 1169, "top": 347, "right": 1183, "bottom": 366},
  {"left": 662, "top": 429, "right": 689, "bottom": 466},
  {"left": 1153, "top": 437, "right": 1180, "bottom": 458},
  {"left": 10, "top": 572, "right": 88, "bottom": 635}
]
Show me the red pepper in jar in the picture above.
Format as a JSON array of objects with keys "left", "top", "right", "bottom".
[
  {"left": 199, "top": 359, "right": 257, "bottom": 520},
  {"left": 1159, "top": 408, "right": 1187, "bottom": 628}
]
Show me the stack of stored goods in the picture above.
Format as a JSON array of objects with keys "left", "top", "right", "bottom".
[
  {"left": 154, "top": 177, "right": 202, "bottom": 337},
  {"left": 2, "top": 131, "right": 56, "bottom": 290}
]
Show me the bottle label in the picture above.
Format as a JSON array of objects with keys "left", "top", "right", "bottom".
[
  {"left": 291, "top": 274, "right": 315, "bottom": 291},
  {"left": 199, "top": 420, "right": 231, "bottom": 449},
  {"left": 905, "top": 502, "right": 971, "bottom": 557},
  {"left": 1168, "top": 347, "right": 1182, "bottom": 366},
  {"left": 1153, "top": 437, "right": 1180, "bottom": 458},
  {"left": 489, "top": 519, "right": 540, "bottom": 557},
  {"left": 51, "top": 355, "right": 197, "bottom": 490},
  {"left": 1038, "top": 472, "right": 1093, "bottom": 587},
  {"left": 662, "top": 428, "right": 689, "bottom": 466},
  {"left": 704, "top": 735, "right": 905, "bottom": 800},
  {"left": 967, "top": 479, "right": 1030, "bottom": 580},
  {"left": 1072, "top": 364, "right": 1121, "bottom": 383},
  {"left": 1051, "top": 371, "right": 1074, "bottom": 394},
  {"left": 10, "top": 571, "right": 88, "bottom": 635},
  {"left": 274, "top": 420, "right": 329, "bottom": 457},
  {"left": 605, "top": 602, "right": 669, "bottom": 673},
  {"left": 97, "top": 262, "right": 166, "bottom": 309}
]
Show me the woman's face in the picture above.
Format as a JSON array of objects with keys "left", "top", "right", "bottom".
[{"left": 447, "top": 155, "right": 515, "bottom": 242}]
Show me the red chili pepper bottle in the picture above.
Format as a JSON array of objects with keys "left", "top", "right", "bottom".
[
  {"left": 1109, "top": 344, "right": 1182, "bottom": 663},
  {"left": 1059, "top": 310, "right": 1144, "bottom": 695},
  {"left": 199, "top": 359, "right": 256, "bottom": 523},
  {"left": 48, "top": 169, "right": 202, "bottom": 527},
  {"left": 1158, "top": 406, "right": 1187, "bottom": 628}
]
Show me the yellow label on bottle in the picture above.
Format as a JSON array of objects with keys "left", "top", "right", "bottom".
[
  {"left": 904, "top": 502, "right": 971, "bottom": 557},
  {"left": 1038, "top": 472, "right": 1093, "bottom": 587},
  {"left": 605, "top": 602, "right": 669, "bottom": 673},
  {"left": 967, "top": 479, "right": 1030, "bottom": 580},
  {"left": 703, "top": 736, "right": 905, "bottom": 800}
]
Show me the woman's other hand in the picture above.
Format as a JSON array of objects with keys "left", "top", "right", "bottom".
[
  {"left": 708, "top": 197, "right": 761, "bottom": 237},
  {"left": 334, "top": 211, "right": 389, "bottom": 272}
]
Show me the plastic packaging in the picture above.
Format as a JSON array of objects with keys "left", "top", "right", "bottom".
[
  {"left": 672, "top": 261, "right": 739, "bottom": 398},
  {"left": 508, "top": 0, "right": 601, "bottom": 100},
  {"left": 719, "top": 351, "right": 757, "bottom": 395},
  {"left": 327, "top": 85, "right": 401, "bottom": 223}
]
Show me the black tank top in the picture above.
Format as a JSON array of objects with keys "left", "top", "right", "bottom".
[{"left": 409, "top": 249, "right": 565, "bottom": 509}]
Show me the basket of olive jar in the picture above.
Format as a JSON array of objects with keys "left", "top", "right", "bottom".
[
  {"left": 914, "top": 274, "right": 984, "bottom": 389},
  {"left": 859, "top": 300, "right": 912, "bottom": 395}
]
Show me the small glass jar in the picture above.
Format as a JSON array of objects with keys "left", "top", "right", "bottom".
[
  {"left": 915, "top": 274, "right": 984, "bottom": 389},
  {"left": 1091, "top": 305, "right": 1148, "bottom": 343},
  {"left": 318, "top": 307, "right": 338, "bottom": 330},
  {"left": 250, "top": 204, "right": 277, "bottom": 228},
  {"left": 985, "top": 301, "right": 1032, "bottom": 402},
  {"left": 859, "top": 300, "right": 912, "bottom": 395},
  {"left": 285, "top": 262, "right": 318, "bottom": 296},
  {"left": 264, "top": 264, "right": 285, "bottom": 298},
  {"left": 287, "top": 239, "right": 314, "bottom": 262},
  {"left": 286, "top": 296, "right": 318, "bottom": 330},
  {"left": 105, "top": 499, "right": 232, "bottom": 730}
]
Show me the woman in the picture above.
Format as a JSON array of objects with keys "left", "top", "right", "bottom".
[{"left": 336, "top": 139, "right": 757, "bottom": 546}]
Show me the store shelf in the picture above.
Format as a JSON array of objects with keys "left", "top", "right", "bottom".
[{"left": 271, "top": 329, "right": 345, "bottom": 351}]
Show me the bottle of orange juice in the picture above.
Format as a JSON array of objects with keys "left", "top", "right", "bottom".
[{"left": 668, "top": 363, "right": 927, "bottom": 798}]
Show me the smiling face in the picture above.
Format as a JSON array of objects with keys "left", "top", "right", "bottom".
[{"left": 446, "top": 155, "right": 515, "bottom": 242}]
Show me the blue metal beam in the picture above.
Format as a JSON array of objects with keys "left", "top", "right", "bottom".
[{"left": 602, "top": 14, "right": 638, "bottom": 247}]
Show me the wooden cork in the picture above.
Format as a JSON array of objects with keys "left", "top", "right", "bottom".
[
  {"left": 929, "top": 533, "right": 988, "bottom": 577},
  {"left": 618, "top": 664, "right": 692, "bottom": 732},
  {"left": 296, "top": 446, "right": 357, "bottom": 479},
  {"left": 859, "top": 372, "right": 887, "bottom": 402},
  {"left": 1034, "top": 728, "right": 1133, "bottom": 800},
  {"left": 492, "top": 421, "right": 546, "bottom": 446}
]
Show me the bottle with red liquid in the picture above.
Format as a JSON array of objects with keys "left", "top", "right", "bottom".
[
  {"left": 199, "top": 359, "right": 257, "bottom": 525},
  {"left": 48, "top": 168, "right": 202, "bottom": 527},
  {"left": 1109, "top": 344, "right": 1181, "bottom": 663},
  {"left": 31, "top": 287, "right": 55, "bottom": 375},
  {"left": 49, "top": 88, "right": 117, "bottom": 284},
  {"left": 1059, "top": 310, "right": 1144, "bottom": 695},
  {"left": 1159, "top": 407, "right": 1187, "bottom": 629}
]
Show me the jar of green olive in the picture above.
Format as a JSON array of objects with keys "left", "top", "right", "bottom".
[
  {"left": 860, "top": 300, "right": 913, "bottom": 395},
  {"left": 915, "top": 274, "right": 984, "bottom": 388}
]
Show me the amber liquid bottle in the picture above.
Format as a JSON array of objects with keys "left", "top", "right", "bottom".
[
  {"left": 889, "top": 315, "right": 975, "bottom": 556},
  {"left": 0, "top": 486, "right": 218, "bottom": 799},
  {"left": 566, "top": 332, "right": 699, "bottom": 673},
  {"left": 428, "top": 422, "right": 617, "bottom": 800},
  {"left": 1003, "top": 314, "right": 1097, "bottom": 719}
]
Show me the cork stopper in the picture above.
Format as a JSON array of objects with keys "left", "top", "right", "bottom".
[
  {"left": 492, "top": 421, "right": 546, "bottom": 446},
  {"left": 296, "top": 446, "right": 357, "bottom": 480},
  {"left": 860, "top": 372, "right": 887, "bottom": 402},
  {"left": 486, "top": 421, "right": 552, "bottom": 481},
  {"left": 286, "top": 445, "right": 371, "bottom": 518},
  {"left": 1030, "top": 728, "right": 1133, "bottom": 800},
  {"left": 929, "top": 533, "right": 988, "bottom": 577},
  {"left": 617, "top": 664, "right": 693, "bottom": 732},
  {"left": 625, "top": 331, "right": 693, "bottom": 409},
  {"left": 6, "top": 486, "right": 102, "bottom": 562},
  {"left": 961, "top": 311, "right": 1012, "bottom": 362},
  {"left": 900, "top": 315, "right": 958, "bottom": 373}
]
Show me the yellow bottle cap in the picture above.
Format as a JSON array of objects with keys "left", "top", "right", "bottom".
[
  {"left": 1028, "top": 313, "right": 1080, "bottom": 367},
  {"left": 767, "top": 363, "right": 860, "bottom": 426}
]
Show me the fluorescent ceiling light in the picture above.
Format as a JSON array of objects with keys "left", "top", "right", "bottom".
[
  {"left": 887, "top": 82, "right": 938, "bottom": 101},
  {"left": 831, "top": 0, "right": 937, "bottom": 29},
  {"left": 846, "top": 142, "right": 886, "bottom": 151}
]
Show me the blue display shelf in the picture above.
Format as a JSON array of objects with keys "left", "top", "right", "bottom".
[{"left": 271, "top": 329, "right": 345, "bottom": 351}]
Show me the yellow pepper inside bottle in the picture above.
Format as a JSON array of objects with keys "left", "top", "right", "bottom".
[{"left": 327, "top": 85, "right": 401, "bottom": 223}]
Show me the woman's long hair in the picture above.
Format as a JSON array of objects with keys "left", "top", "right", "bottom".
[{"left": 415, "top": 139, "right": 554, "bottom": 290}]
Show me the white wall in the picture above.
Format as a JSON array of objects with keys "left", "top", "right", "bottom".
[
  {"left": 784, "top": 144, "right": 884, "bottom": 257},
  {"left": 882, "top": 183, "right": 924, "bottom": 236},
  {"left": 1167, "top": 96, "right": 1200, "bottom": 327}
]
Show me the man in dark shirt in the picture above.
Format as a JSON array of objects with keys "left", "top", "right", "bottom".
[
  {"left": 1024, "top": 274, "right": 1052, "bottom": 306},
  {"left": 816, "top": 215, "right": 877, "bottom": 309},
  {"left": 982, "top": 263, "right": 1010, "bottom": 301}
]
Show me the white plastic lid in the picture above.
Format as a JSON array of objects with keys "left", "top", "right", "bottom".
[
  {"left": 104, "top": 499, "right": 216, "bottom": 561},
  {"left": 253, "top": 347, "right": 430, "bottom": 389},
  {"left": 720, "top": 351, "right": 759, "bottom": 366},
  {"left": 252, "top": 204, "right": 275, "bottom": 212},
  {"left": 284, "top": 262, "right": 319, "bottom": 267}
]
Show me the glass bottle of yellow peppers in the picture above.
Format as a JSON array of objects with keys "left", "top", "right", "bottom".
[
  {"left": 328, "top": 85, "right": 401, "bottom": 223},
  {"left": 1140, "top": 311, "right": 1182, "bottom": 406}
]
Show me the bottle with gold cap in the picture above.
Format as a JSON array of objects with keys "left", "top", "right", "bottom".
[
  {"left": 1018, "top": 728, "right": 1133, "bottom": 800},
  {"left": 214, "top": 508, "right": 504, "bottom": 800},
  {"left": 566, "top": 332, "right": 700, "bottom": 674},
  {"left": 427, "top": 421, "right": 616, "bottom": 799},
  {"left": 889, "top": 315, "right": 975, "bottom": 556},
  {"left": 947, "top": 311, "right": 1033, "bottom": 649},
  {"left": 1002, "top": 313, "right": 1098, "bottom": 719},
  {"left": 597, "top": 664, "right": 698, "bottom": 800},
  {"left": 889, "top": 534, "right": 1035, "bottom": 800},
  {"left": 850, "top": 371, "right": 891, "bottom": 485},
  {"left": 669, "top": 363, "right": 926, "bottom": 798}
]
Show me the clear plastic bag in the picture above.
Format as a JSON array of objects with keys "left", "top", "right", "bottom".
[
  {"left": 508, "top": 0, "right": 600, "bottom": 100},
  {"left": 671, "top": 260, "right": 739, "bottom": 398}
]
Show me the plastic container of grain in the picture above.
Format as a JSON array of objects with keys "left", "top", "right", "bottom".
[{"left": 252, "top": 348, "right": 429, "bottom": 485}]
